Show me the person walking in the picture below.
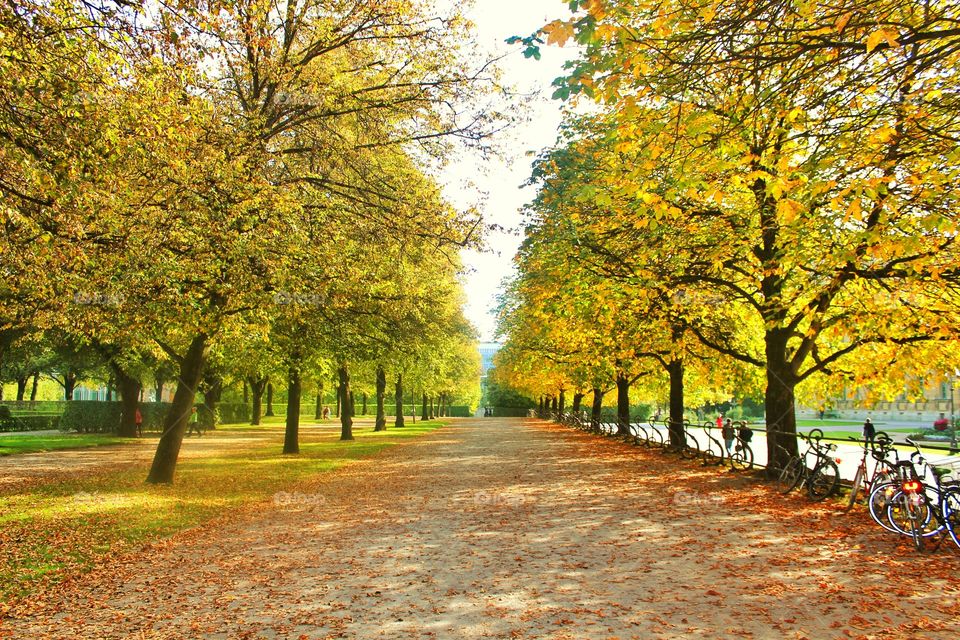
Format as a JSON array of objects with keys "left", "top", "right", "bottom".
[
  {"left": 862, "top": 417, "right": 875, "bottom": 447},
  {"left": 187, "top": 406, "right": 201, "bottom": 437},
  {"left": 722, "top": 418, "right": 735, "bottom": 456}
]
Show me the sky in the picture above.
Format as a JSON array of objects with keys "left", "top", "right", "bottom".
[{"left": 444, "top": 0, "right": 574, "bottom": 343}]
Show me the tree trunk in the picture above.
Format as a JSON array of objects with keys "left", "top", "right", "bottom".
[
  {"left": 336, "top": 387, "right": 341, "bottom": 417},
  {"left": 538, "top": 396, "right": 544, "bottom": 416},
  {"left": 361, "top": 392, "right": 367, "bottom": 416},
  {"left": 202, "top": 375, "right": 222, "bottom": 431},
  {"left": 374, "top": 366, "right": 387, "bottom": 431},
  {"left": 243, "top": 380, "right": 248, "bottom": 404},
  {"left": 349, "top": 391, "right": 355, "bottom": 417},
  {"left": 115, "top": 367, "right": 143, "bottom": 438},
  {"left": 667, "top": 358, "right": 685, "bottom": 447},
  {"left": 572, "top": 392, "right": 584, "bottom": 415},
  {"left": 615, "top": 372, "right": 631, "bottom": 435},
  {"left": 15, "top": 377, "right": 27, "bottom": 402},
  {"left": 147, "top": 333, "right": 209, "bottom": 484},
  {"left": 106, "top": 381, "right": 113, "bottom": 402},
  {"left": 558, "top": 388, "right": 566, "bottom": 414},
  {"left": 550, "top": 395, "right": 558, "bottom": 413},
  {"left": 63, "top": 371, "right": 77, "bottom": 400},
  {"left": 339, "top": 363, "right": 353, "bottom": 440},
  {"left": 315, "top": 381, "right": 323, "bottom": 420},
  {"left": 395, "top": 373, "right": 405, "bottom": 428},
  {"left": 591, "top": 387, "right": 604, "bottom": 428},
  {"left": 265, "top": 381, "right": 275, "bottom": 417},
  {"left": 283, "top": 361, "right": 301, "bottom": 454},
  {"left": 30, "top": 371, "right": 39, "bottom": 404},
  {"left": 421, "top": 392, "right": 429, "bottom": 420},
  {"left": 249, "top": 376, "right": 267, "bottom": 425},
  {"left": 766, "top": 329, "right": 799, "bottom": 471},
  {"left": 154, "top": 374, "right": 164, "bottom": 403}
]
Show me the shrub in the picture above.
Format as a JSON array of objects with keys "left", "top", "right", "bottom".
[
  {"left": 0, "top": 414, "right": 61, "bottom": 432},
  {"left": 60, "top": 402, "right": 123, "bottom": 433},
  {"left": 215, "top": 403, "right": 249, "bottom": 425}
]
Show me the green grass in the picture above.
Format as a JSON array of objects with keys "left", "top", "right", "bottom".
[
  {"left": 795, "top": 419, "right": 862, "bottom": 428},
  {"left": 0, "top": 434, "right": 129, "bottom": 456},
  {"left": 0, "top": 419, "right": 446, "bottom": 604}
]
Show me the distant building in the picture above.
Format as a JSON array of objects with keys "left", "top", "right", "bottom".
[{"left": 478, "top": 342, "right": 500, "bottom": 382}]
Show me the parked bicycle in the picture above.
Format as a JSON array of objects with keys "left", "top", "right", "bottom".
[
  {"left": 869, "top": 438, "right": 960, "bottom": 552},
  {"left": 844, "top": 431, "right": 896, "bottom": 512},
  {"left": 775, "top": 429, "right": 841, "bottom": 500},
  {"left": 729, "top": 421, "right": 754, "bottom": 471}
]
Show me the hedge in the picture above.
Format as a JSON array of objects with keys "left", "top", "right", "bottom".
[
  {"left": 0, "top": 414, "right": 61, "bottom": 432},
  {"left": 60, "top": 401, "right": 250, "bottom": 434}
]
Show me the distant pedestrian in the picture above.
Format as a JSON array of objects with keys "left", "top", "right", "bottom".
[
  {"left": 187, "top": 406, "right": 201, "bottom": 437},
  {"left": 863, "top": 418, "right": 875, "bottom": 446},
  {"left": 322, "top": 406, "right": 330, "bottom": 419},
  {"left": 716, "top": 413, "right": 724, "bottom": 430},
  {"left": 722, "top": 418, "right": 735, "bottom": 455},
  {"left": 135, "top": 406, "right": 143, "bottom": 437}
]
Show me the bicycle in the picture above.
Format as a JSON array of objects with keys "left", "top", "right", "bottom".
[
  {"left": 729, "top": 421, "right": 754, "bottom": 471},
  {"left": 776, "top": 429, "right": 841, "bottom": 500},
  {"left": 872, "top": 439, "right": 960, "bottom": 552},
  {"left": 844, "top": 431, "right": 896, "bottom": 512}
]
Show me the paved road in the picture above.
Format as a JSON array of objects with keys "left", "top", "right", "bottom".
[{"left": 3, "top": 418, "right": 959, "bottom": 639}]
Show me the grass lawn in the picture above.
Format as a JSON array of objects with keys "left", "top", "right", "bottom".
[
  {"left": 0, "top": 419, "right": 446, "bottom": 604},
  {"left": 0, "top": 434, "right": 129, "bottom": 456},
  {"left": 795, "top": 419, "right": 862, "bottom": 428}
]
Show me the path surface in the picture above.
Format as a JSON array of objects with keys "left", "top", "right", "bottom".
[{"left": 3, "top": 418, "right": 960, "bottom": 639}]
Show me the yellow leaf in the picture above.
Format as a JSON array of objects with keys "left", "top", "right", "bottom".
[
  {"left": 776, "top": 199, "right": 804, "bottom": 224},
  {"left": 835, "top": 12, "right": 852, "bottom": 33},
  {"left": 542, "top": 21, "right": 574, "bottom": 47},
  {"left": 866, "top": 29, "right": 899, "bottom": 53}
]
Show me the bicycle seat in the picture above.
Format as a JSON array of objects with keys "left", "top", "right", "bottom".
[{"left": 933, "top": 467, "right": 953, "bottom": 479}]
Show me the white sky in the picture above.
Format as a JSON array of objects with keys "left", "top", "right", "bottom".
[{"left": 444, "top": 0, "right": 573, "bottom": 342}]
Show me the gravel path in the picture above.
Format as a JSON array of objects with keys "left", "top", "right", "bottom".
[{"left": 3, "top": 418, "right": 959, "bottom": 639}]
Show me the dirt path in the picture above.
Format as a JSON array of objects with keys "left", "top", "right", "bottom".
[{"left": 3, "top": 418, "right": 959, "bottom": 639}]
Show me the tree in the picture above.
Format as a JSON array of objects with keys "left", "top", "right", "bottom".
[{"left": 513, "top": 0, "right": 960, "bottom": 468}]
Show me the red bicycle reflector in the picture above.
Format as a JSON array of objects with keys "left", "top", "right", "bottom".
[{"left": 903, "top": 480, "right": 922, "bottom": 493}]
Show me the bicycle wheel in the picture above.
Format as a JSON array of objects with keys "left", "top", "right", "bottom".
[
  {"left": 776, "top": 457, "right": 804, "bottom": 493},
  {"left": 868, "top": 482, "right": 902, "bottom": 534},
  {"left": 941, "top": 485, "right": 960, "bottom": 550},
  {"left": 885, "top": 489, "right": 938, "bottom": 540},
  {"left": 730, "top": 443, "right": 753, "bottom": 471},
  {"left": 808, "top": 458, "right": 840, "bottom": 501},
  {"left": 845, "top": 465, "right": 865, "bottom": 512},
  {"left": 886, "top": 490, "right": 930, "bottom": 552}
]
